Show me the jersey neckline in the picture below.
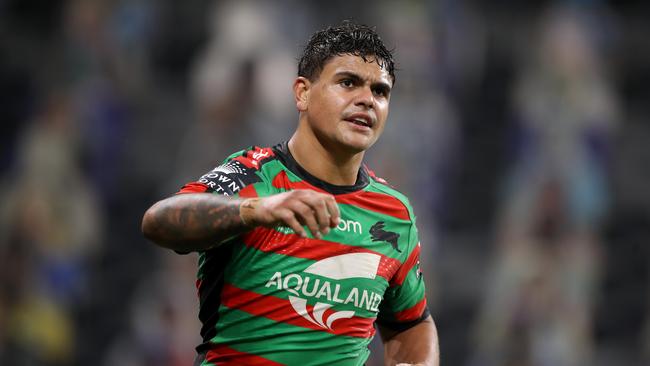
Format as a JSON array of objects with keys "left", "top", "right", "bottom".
[{"left": 272, "top": 141, "right": 370, "bottom": 195}]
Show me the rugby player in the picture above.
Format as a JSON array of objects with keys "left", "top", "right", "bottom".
[{"left": 142, "top": 21, "right": 439, "bottom": 366}]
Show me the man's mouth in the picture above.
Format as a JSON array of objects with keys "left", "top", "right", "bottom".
[{"left": 344, "top": 114, "right": 373, "bottom": 128}]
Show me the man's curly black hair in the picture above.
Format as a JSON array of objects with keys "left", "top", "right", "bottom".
[{"left": 298, "top": 21, "right": 396, "bottom": 84}]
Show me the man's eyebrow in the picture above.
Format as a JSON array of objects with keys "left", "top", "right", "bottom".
[
  {"left": 334, "top": 71, "right": 363, "bottom": 83},
  {"left": 334, "top": 71, "right": 392, "bottom": 92}
]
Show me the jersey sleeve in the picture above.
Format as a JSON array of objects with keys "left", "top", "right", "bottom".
[
  {"left": 376, "top": 220, "right": 429, "bottom": 332},
  {"left": 172, "top": 147, "right": 274, "bottom": 254},
  {"left": 177, "top": 146, "right": 274, "bottom": 197}
]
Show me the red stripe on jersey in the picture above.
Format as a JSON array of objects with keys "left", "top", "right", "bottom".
[
  {"left": 394, "top": 297, "right": 428, "bottom": 322},
  {"left": 271, "top": 171, "right": 410, "bottom": 221},
  {"left": 390, "top": 242, "right": 421, "bottom": 286},
  {"left": 239, "top": 184, "right": 258, "bottom": 198},
  {"left": 271, "top": 170, "right": 327, "bottom": 193},
  {"left": 177, "top": 182, "right": 209, "bottom": 194},
  {"left": 178, "top": 180, "right": 258, "bottom": 197},
  {"left": 205, "top": 344, "right": 284, "bottom": 365},
  {"left": 221, "top": 284, "right": 376, "bottom": 339},
  {"left": 335, "top": 192, "right": 410, "bottom": 221},
  {"left": 242, "top": 228, "right": 401, "bottom": 281},
  {"left": 233, "top": 155, "right": 257, "bottom": 169}
]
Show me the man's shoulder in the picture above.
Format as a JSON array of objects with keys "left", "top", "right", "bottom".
[
  {"left": 364, "top": 165, "right": 411, "bottom": 202},
  {"left": 180, "top": 145, "right": 280, "bottom": 196},
  {"left": 223, "top": 145, "right": 278, "bottom": 170},
  {"left": 363, "top": 166, "right": 416, "bottom": 221}
]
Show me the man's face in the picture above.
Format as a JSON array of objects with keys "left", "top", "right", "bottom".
[{"left": 298, "top": 54, "right": 392, "bottom": 154}]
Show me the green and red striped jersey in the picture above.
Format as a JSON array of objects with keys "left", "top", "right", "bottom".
[{"left": 178, "top": 143, "right": 429, "bottom": 366}]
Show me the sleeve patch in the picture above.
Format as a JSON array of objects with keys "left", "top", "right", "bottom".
[
  {"left": 182, "top": 159, "right": 262, "bottom": 196},
  {"left": 245, "top": 147, "right": 275, "bottom": 166}
]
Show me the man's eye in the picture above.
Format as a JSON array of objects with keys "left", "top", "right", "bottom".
[
  {"left": 341, "top": 79, "right": 353, "bottom": 87},
  {"left": 373, "top": 88, "right": 388, "bottom": 97}
]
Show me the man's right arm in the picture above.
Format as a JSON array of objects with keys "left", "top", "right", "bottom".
[
  {"left": 141, "top": 193, "right": 246, "bottom": 252},
  {"left": 141, "top": 190, "right": 341, "bottom": 252}
]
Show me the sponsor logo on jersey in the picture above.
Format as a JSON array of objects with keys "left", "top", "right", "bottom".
[
  {"left": 370, "top": 221, "right": 401, "bottom": 252},
  {"left": 265, "top": 252, "right": 382, "bottom": 330},
  {"left": 213, "top": 160, "right": 248, "bottom": 175},
  {"left": 336, "top": 219, "right": 362, "bottom": 234},
  {"left": 198, "top": 161, "right": 249, "bottom": 195},
  {"left": 275, "top": 218, "right": 362, "bottom": 236},
  {"left": 248, "top": 148, "right": 272, "bottom": 168},
  {"left": 276, "top": 226, "right": 294, "bottom": 234},
  {"left": 252, "top": 149, "right": 270, "bottom": 162}
]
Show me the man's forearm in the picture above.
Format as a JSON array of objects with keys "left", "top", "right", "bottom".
[
  {"left": 141, "top": 193, "right": 249, "bottom": 252},
  {"left": 381, "top": 315, "right": 439, "bottom": 366}
]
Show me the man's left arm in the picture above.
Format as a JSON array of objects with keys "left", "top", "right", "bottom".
[
  {"left": 378, "top": 315, "right": 439, "bottom": 366},
  {"left": 377, "top": 213, "right": 438, "bottom": 366}
]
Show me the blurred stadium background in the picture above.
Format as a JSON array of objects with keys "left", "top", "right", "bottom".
[{"left": 1, "top": 0, "right": 649, "bottom": 365}]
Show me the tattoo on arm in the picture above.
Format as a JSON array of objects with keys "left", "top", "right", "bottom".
[{"left": 142, "top": 193, "right": 249, "bottom": 251}]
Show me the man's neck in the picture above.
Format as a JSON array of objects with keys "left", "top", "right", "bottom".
[{"left": 288, "top": 128, "right": 364, "bottom": 186}]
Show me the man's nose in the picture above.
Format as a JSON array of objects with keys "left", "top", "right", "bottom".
[{"left": 354, "top": 86, "right": 374, "bottom": 109}]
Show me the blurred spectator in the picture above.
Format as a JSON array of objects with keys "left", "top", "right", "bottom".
[
  {"left": 470, "top": 6, "right": 619, "bottom": 366},
  {"left": 0, "top": 91, "right": 103, "bottom": 364},
  {"left": 63, "top": 0, "right": 149, "bottom": 204},
  {"left": 172, "top": 0, "right": 298, "bottom": 188},
  {"left": 104, "top": 252, "right": 200, "bottom": 366},
  {"left": 370, "top": 0, "right": 462, "bottom": 222}
]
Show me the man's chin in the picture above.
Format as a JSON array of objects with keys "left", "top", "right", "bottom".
[
  {"left": 339, "top": 137, "right": 376, "bottom": 154},
  {"left": 318, "top": 131, "right": 378, "bottom": 155}
]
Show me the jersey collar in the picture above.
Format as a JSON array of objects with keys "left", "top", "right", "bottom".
[{"left": 272, "top": 141, "right": 370, "bottom": 195}]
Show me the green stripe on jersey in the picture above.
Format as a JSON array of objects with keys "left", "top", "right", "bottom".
[
  {"left": 213, "top": 307, "right": 371, "bottom": 366},
  {"left": 258, "top": 159, "right": 291, "bottom": 186}
]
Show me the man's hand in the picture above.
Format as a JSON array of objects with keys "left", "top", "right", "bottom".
[
  {"left": 240, "top": 189, "right": 340, "bottom": 239},
  {"left": 142, "top": 189, "right": 341, "bottom": 252}
]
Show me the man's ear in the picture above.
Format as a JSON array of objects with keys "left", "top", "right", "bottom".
[{"left": 293, "top": 77, "right": 310, "bottom": 112}]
